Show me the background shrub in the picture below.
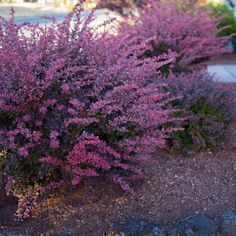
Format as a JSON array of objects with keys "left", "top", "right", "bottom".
[
  {"left": 166, "top": 70, "right": 235, "bottom": 153},
  {"left": 207, "top": 3, "right": 236, "bottom": 52},
  {"left": 119, "top": 0, "right": 229, "bottom": 75},
  {"left": 98, "top": 0, "right": 143, "bottom": 15},
  {"left": 0, "top": 6, "right": 175, "bottom": 218}
]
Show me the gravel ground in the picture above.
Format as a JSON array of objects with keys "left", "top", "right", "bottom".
[{"left": 1, "top": 130, "right": 236, "bottom": 235}]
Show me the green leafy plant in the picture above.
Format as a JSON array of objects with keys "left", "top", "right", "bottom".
[
  {"left": 167, "top": 70, "right": 235, "bottom": 153},
  {"left": 208, "top": 3, "right": 236, "bottom": 51}
]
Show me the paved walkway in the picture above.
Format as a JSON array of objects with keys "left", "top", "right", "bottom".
[
  {"left": 0, "top": 3, "right": 119, "bottom": 27},
  {"left": 0, "top": 3, "right": 68, "bottom": 18},
  {"left": 12, "top": 9, "right": 116, "bottom": 26},
  {"left": 208, "top": 64, "right": 236, "bottom": 83}
]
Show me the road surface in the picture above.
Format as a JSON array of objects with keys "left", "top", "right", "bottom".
[{"left": 0, "top": 3, "right": 118, "bottom": 26}]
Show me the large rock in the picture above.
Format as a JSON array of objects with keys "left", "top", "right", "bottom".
[
  {"left": 218, "top": 210, "right": 236, "bottom": 236},
  {"left": 107, "top": 218, "right": 167, "bottom": 236},
  {"left": 172, "top": 215, "right": 217, "bottom": 236}
]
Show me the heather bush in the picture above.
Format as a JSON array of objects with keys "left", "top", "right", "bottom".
[
  {"left": 166, "top": 70, "right": 235, "bottom": 153},
  {"left": 0, "top": 6, "right": 175, "bottom": 218},
  {"left": 119, "top": 0, "right": 229, "bottom": 75}
]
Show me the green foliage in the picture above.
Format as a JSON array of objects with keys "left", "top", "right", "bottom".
[
  {"left": 172, "top": 101, "right": 228, "bottom": 153},
  {"left": 166, "top": 71, "right": 235, "bottom": 154},
  {"left": 208, "top": 3, "right": 236, "bottom": 51}
]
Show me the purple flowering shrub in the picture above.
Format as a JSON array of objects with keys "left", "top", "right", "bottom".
[
  {"left": 0, "top": 7, "right": 176, "bottom": 218},
  {"left": 119, "top": 0, "right": 229, "bottom": 74},
  {"left": 166, "top": 70, "right": 235, "bottom": 153}
]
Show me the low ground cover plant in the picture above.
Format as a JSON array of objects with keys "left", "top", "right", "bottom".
[
  {"left": 166, "top": 70, "right": 235, "bottom": 153},
  {"left": 0, "top": 6, "right": 176, "bottom": 218}
]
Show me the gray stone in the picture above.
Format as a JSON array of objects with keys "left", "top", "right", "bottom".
[
  {"left": 0, "top": 234, "right": 12, "bottom": 236},
  {"left": 107, "top": 218, "right": 167, "bottom": 236},
  {"left": 0, "top": 234, "right": 30, "bottom": 236},
  {"left": 218, "top": 210, "right": 236, "bottom": 236},
  {"left": 173, "top": 215, "right": 217, "bottom": 236}
]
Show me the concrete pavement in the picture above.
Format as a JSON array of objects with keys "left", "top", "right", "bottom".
[
  {"left": 0, "top": 3, "right": 68, "bottom": 18},
  {"left": 208, "top": 64, "right": 236, "bottom": 83},
  {"left": 11, "top": 9, "right": 116, "bottom": 26},
  {"left": 0, "top": 3, "right": 120, "bottom": 27}
]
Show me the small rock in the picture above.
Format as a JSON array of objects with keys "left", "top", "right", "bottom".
[
  {"left": 106, "top": 218, "right": 167, "bottom": 236},
  {"left": 59, "top": 233, "right": 73, "bottom": 236},
  {"left": 172, "top": 215, "right": 217, "bottom": 236},
  {"left": 218, "top": 210, "right": 236, "bottom": 236}
]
